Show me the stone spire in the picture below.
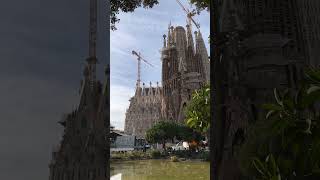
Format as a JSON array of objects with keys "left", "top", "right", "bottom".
[
  {"left": 148, "top": 82, "right": 153, "bottom": 96},
  {"left": 142, "top": 83, "right": 146, "bottom": 96},
  {"left": 186, "top": 22, "right": 194, "bottom": 52},
  {"left": 195, "top": 30, "right": 210, "bottom": 83},
  {"left": 86, "top": 0, "right": 98, "bottom": 90},
  {"left": 155, "top": 81, "right": 161, "bottom": 101},
  {"left": 170, "top": 26, "right": 175, "bottom": 46},
  {"left": 78, "top": 0, "right": 98, "bottom": 109},
  {"left": 167, "top": 22, "right": 172, "bottom": 47},
  {"left": 156, "top": 82, "right": 160, "bottom": 95},
  {"left": 174, "top": 26, "right": 187, "bottom": 64},
  {"left": 163, "top": 34, "right": 167, "bottom": 48},
  {"left": 195, "top": 31, "right": 199, "bottom": 52},
  {"left": 135, "top": 81, "right": 141, "bottom": 97}
]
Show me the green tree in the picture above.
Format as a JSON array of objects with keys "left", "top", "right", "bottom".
[
  {"left": 239, "top": 68, "right": 320, "bottom": 179},
  {"left": 185, "top": 84, "right": 210, "bottom": 134},
  {"left": 145, "top": 121, "right": 203, "bottom": 150},
  {"left": 176, "top": 124, "right": 203, "bottom": 142},
  {"left": 145, "top": 121, "right": 178, "bottom": 150}
]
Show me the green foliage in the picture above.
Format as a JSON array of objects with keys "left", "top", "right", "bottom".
[
  {"left": 189, "top": 0, "right": 210, "bottom": 13},
  {"left": 252, "top": 154, "right": 281, "bottom": 180},
  {"left": 176, "top": 125, "right": 203, "bottom": 142},
  {"left": 171, "top": 150, "right": 192, "bottom": 158},
  {"left": 146, "top": 120, "right": 203, "bottom": 146},
  {"left": 185, "top": 84, "right": 210, "bottom": 133},
  {"left": 239, "top": 68, "right": 320, "bottom": 179},
  {"left": 111, "top": 150, "right": 150, "bottom": 160},
  {"left": 111, "top": 149, "right": 169, "bottom": 160},
  {"left": 145, "top": 121, "right": 177, "bottom": 144},
  {"left": 110, "top": 0, "right": 159, "bottom": 30},
  {"left": 199, "top": 151, "right": 210, "bottom": 161}
]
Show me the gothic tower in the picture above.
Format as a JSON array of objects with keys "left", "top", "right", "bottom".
[
  {"left": 161, "top": 22, "right": 210, "bottom": 123},
  {"left": 49, "top": 0, "right": 108, "bottom": 180}
]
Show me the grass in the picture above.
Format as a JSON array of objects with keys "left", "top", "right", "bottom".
[
  {"left": 150, "top": 150, "right": 161, "bottom": 159},
  {"left": 111, "top": 149, "right": 210, "bottom": 162},
  {"left": 111, "top": 150, "right": 163, "bottom": 161}
]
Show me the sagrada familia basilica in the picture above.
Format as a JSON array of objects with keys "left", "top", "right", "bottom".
[{"left": 124, "top": 21, "right": 210, "bottom": 138}]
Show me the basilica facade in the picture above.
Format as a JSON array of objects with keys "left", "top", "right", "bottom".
[{"left": 124, "top": 23, "right": 210, "bottom": 138}]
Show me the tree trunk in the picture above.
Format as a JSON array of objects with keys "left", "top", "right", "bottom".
[
  {"left": 211, "top": 1, "right": 227, "bottom": 179},
  {"left": 206, "top": 128, "right": 210, "bottom": 146}
]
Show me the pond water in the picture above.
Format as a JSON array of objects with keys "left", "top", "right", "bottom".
[{"left": 110, "top": 159, "right": 210, "bottom": 180}]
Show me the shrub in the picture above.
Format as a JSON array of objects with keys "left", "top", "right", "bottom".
[
  {"left": 170, "top": 156, "right": 179, "bottom": 162},
  {"left": 161, "top": 150, "right": 170, "bottom": 157},
  {"left": 199, "top": 151, "right": 210, "bottom": 161},
  {"left": 172, "top": 150, "right": 193, "bottom": 158},
  {"left": 111, "top": 150, "right": 149, "bottom": 160},
  {"left": 151, "top": 150, "right": 161, "bottom": 159},
  {"left": 239, "top": 68, "right": 320, "bottom": 179}
]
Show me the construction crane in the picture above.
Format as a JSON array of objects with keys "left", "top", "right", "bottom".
[
  {"left": 176, "top": 0, "right": 200, "bottom": 29},
  {"left": 132, "top": 50, "right": 154, "bottom": 86}
]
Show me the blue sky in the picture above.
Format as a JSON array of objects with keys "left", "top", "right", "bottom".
[{"left": 110, "top": 0, "right": 210, "bottom": 130}]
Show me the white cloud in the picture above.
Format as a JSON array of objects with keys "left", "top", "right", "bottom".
[
  {"left": 111, "top": 30, "right": 137, "bottom": 49},
  {"left": 110, "top": 84, "right": 135, "bottom": 130}
]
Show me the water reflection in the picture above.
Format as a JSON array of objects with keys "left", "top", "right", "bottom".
[{"left": 110, "top": 159, "right": 209, "bottom": 180}]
